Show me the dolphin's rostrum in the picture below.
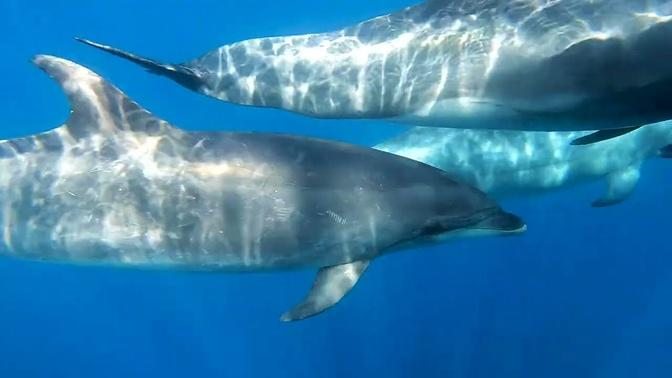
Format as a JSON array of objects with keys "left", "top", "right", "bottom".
[{"left": 0, "top": 55, "right": 525, "bottom": 321}]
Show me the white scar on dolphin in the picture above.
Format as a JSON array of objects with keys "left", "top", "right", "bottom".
[
  {"left": 0, "top": 55, "right": 525, "bottom": 321},
  {"left": 78, "top": 0, "right": 672, "bottom": 144},
  {"left": 376, "top": 124, "right": 672, "bottom": 207}
]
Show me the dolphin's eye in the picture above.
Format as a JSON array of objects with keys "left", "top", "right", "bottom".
[{"left": 419, "top": 221, "right": 452, "bottom": 237}]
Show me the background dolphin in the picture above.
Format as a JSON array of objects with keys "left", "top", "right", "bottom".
[
  {"left": 376, "top": 124, "right": 672, "bottom": 207},
  {"left": 78, "top": 0, "right": 672, "bottom": 144},
  {"left": 0, "top": 55, "right": 524, "bottom": 321}
]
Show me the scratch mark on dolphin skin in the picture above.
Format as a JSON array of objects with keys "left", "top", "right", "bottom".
[{"left": 326, "top": 210, "right": 347, "bottom": 225}]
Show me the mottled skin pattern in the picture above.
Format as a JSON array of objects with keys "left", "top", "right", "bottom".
[
  {"left": 0, "top": 56, "right": 523, "bottom": 275},
  {"left": 376, "top": 123, "right": 672, "bottom": 206},
  {"left": 82, "top": 0, "right": 672, "bottom": 131}
]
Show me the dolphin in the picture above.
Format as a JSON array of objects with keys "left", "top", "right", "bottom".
[
  {"left": 376, "top": 124, "right": 672, "bottom": 207},
  {"left": 0, "top": 55, "right": 525, "bottom": 321},
  {"left": 77, "top": 0, "right": 672, "bottom": 144}
]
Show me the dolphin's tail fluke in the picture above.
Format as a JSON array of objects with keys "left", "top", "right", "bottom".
[{"left": 75, "top": 37, "right": 204, "bottom": 91}]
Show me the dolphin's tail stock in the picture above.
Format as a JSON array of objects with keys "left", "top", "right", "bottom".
[{"left": 75, "top": 37, "right": 204, "bottom": 91}]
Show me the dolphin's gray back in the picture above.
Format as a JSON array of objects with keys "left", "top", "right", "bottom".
[
  {"left": 183, "top": 0, "right": 672, "bottom": 124},
  {"left": 78, "top": 0, "right": 672, "bottom": 130}
]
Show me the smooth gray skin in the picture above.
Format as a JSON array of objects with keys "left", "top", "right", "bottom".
[
  {"left": 79, "top": 0, "right": 672, "bottom": 133},
  {"left": 0, "top": 55, "right": 524, "bottom": 321}
]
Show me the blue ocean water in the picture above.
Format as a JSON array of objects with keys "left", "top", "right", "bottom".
[{"left": 0, "top": 0, "right": 671, "bottom": 377}]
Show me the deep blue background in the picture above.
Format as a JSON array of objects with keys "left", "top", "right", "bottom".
[{"left": 0, "top": 1, "right": 671, "bottom": 377}]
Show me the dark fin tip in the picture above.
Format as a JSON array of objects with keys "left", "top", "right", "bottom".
[
  {"left": 75, "top": 37, "right": 204, "bottom": 91},
  {"left": 571, "top": 127, "right": 642, "bottom": 146}
]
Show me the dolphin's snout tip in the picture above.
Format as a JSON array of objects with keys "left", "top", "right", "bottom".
[
  {"left": 510, "top": 224, "right": 527, "bottom": 234},
  {"left": 495, "top": 222, "right": 526, "bottom": 237}
]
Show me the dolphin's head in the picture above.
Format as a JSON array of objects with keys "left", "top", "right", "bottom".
[
  {"left": 418, "top": 206, "right": 526, "bottom": 242},
  {"left": 386, "top": 168, "right": 526, "bottom": 250}
]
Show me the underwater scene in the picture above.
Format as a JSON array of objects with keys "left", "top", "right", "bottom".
[{"left": 0, "top": 0, "right": 671, "bottom": 377}]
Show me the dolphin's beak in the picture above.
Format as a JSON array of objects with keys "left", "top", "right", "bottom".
[
  {"left": 502, "top": 224, "right": 527, "bottom": 234},
  {"left": 475, "top": 211, "right": 527, "bottom": 235}
]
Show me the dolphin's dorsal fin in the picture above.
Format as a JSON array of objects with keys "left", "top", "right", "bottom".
[{"left": 33, "top": 55, "right": 176, "bottom": 140}]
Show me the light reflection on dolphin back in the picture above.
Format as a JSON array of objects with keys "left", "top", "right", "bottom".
[
  {"left": 375, "top": 123, "right": 672, "bottom": 205},
  {"left": 80, "top": 0, "right": 672, "bottom": 133}
]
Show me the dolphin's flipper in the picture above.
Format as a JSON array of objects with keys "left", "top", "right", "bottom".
[
  {"left": 281, "top": 260, "right": 370, "bottom": 322},
  {"left": 75, "top": 38, "right": 204, "bottom": 91},
  {"left": 592, "top": 164, "right": 641, "bottom": 207},
  {"left": 659, "top": 145, "right": 672, "bottom": 158},
  {"left": 571, "top": 127, "right": 642, "bottom": 146}
]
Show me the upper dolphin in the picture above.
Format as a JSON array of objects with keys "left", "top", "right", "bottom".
[
  {"left": 78, "top": 0, "right": 672, "bottom": 144},
  {"left": 0, "top": 55, "right": 524, "bottom": 321}
]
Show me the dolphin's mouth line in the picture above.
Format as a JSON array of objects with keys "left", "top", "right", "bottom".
[
  {"left": 446, "top": 206, "right": 504, "bottom": 228},
  {"left": 410, "top": 206, "right": 509, "bottom": 239},
  {"left": 382, "top": 211, "right": 498, "bottom": 250},
  {"left": 484, "top": 224, "right": 527, "bottom": 235}
]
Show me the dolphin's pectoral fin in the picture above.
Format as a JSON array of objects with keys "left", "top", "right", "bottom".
[
  {"left": 281, "top": 260, "right": 370, "bottom": 322},
  {"left": 659, "top": 145, "right": 672, "bottom": 158},
  {"left": 571, "top": 127, "right": 642, "bottom": 146},
  {"left": 592, "top": 164, "right": 641, "bottom": 207},
  {"left": 75, "top": 37, "right": 204, "bottom": 92}
]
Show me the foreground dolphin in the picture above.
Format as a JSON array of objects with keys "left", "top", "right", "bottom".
[
  {"left": 0, "top": 55, "right": 525, "bottom": 321},
  {"left": 78, "top": 0, "right": 672, "bottom": 144},
  {"left": 376, "top": 124, "right": 672, "bottom": 207}
]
